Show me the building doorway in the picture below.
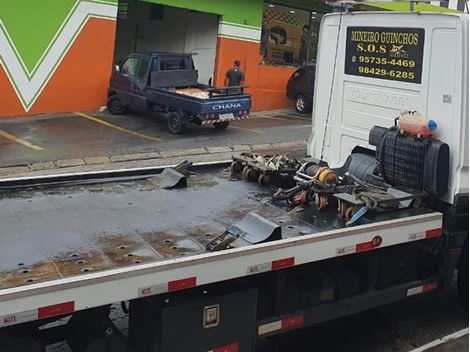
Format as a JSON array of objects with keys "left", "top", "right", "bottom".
[{"left": 113, "top": 0, "right": 218, "bottom": 84}]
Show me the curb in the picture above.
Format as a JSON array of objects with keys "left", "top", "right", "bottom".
[{"left": 0, "top": 140, "right": 307, "bottom": 177}]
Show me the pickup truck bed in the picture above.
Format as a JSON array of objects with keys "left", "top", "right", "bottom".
[
  {"left": 0, "top": 163, "right": 442, "bottom": 326},
  {"left": 147, "top": 86, "right": 251, "bottom": 116}
]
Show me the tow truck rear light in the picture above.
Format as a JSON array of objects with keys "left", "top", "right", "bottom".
[
  {"left": 407, "top": 282, "right": 438, "bottom": 296},
  {"left": 425, "top": 228, "right": 442, "bottom": 238},
  {"left": 248, "top": 257, "right": 295, "bottom": 274},
  {"left": 1, "top": 301, "right": 75, "bottom": 328},
  {"left": 209, "top": 342, "right": 239, "bottom": 352},
  {"left": 258, "top": 314, "right": 304, "bottom": 335},
  {"left": 38, "top": 301, "right": 75, "bottom": 319}
]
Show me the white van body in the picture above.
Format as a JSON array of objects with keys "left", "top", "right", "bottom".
[{"left": 308, "top": 12, "right": 468, "bottom": 205}]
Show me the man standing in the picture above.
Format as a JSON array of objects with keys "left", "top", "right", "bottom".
[{"left": 224, "top": 60, "right": 245, "bottom": 93}]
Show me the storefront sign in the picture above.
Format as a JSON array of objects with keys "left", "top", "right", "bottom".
[{"left": 345, "top": 27, "right": 425, "bottom": 84}]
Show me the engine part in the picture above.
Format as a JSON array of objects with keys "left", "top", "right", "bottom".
[
  {"left": 397, "top": 111, "right": 437, "bottom": 137},
  {"left": 335, "top": 153, "right": 386, "bottom": 189},
  {"left": 374, "top": 126, "right": 449, "bottom": 196},
  {"left": 368, "top": 125, "right": 388, "bottom": 148}
]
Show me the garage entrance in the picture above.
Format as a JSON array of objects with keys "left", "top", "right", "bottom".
[{"left": 113, "top": 0, "right": 219, "bottom": 84}]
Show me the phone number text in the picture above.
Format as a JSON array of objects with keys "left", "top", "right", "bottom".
[
  {"left": 357, "top": 66, "right": 416, "bottom": 80},
  {"left": 358, "top": 56, "right": 416, "bottom": 68}
]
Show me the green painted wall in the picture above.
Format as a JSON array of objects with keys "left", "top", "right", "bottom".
[
  {"left": 274, "top": 0, "right": 330, "bottom": 13},
  {"left": 369, "top": 1, "right": 460, "bottom": 12},
  {"left": 140, "top": 0, "right": 264, "bottom": 27},
  {"left": 0, "top": 0, "right": 118, "bottom": 72},
  {"left": 0, "top": 0, "right": 77, "bottom": 71}
]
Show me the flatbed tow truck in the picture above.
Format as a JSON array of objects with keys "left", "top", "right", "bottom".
[{"left": 0, "top": 11, "right": 468, "bottom": 352}]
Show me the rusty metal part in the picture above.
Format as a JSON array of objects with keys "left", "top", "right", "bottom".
[
  {"left": 345, "top": 206, "right": 354, "bottom": 220},
  {"left": 230, "top": 160, "right": 243, "bottom": 174},
  {"left": 258, "top": 173, "right": 270, "bottom": 186},
  {"left": 141, "top": 230, "right": 204, "bottom": 259},
  {"left": 314, "top": 194, "right": 329, "bottom": 211},
  {"left": 206, "top": 228, "right": 240, "bottom": 252}
]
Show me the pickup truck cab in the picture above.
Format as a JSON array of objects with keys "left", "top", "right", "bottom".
[{"left": 108, "top": 52, "right": 252, "bottom": 134}]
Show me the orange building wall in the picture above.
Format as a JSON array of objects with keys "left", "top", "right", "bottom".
[{"left": 214, "top": 37, "right": 295, "bottom": 112}]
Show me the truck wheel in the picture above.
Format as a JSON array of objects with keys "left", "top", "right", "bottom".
[
  {"left": 107, "top": 95, "right": 127, "bottom": 115},
  {"left": 213, "top": 121, "right": 230, "bottom": 130},
  {"left": 295, "top": 94, "right": 310, "bottom": 114},
  {"left": 167, "top": 112, "right": 185, "bottom": 134},
  {"left": 458, "top": 237, "right": 468, "bottom": 309}
]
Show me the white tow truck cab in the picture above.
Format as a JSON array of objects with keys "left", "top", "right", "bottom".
[
  {"left": 0, "top": 11, "right": 467, "bottom": 352},
  {"left": 309, "top": 11, "right": 468, "bottom": 205}
]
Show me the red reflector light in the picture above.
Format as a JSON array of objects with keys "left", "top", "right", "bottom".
[
  {"left": 355, "top": 241, "right": 374, "bottom": 253},
  {"left": 38, "top": 301, "right": 75, "bottom": 319},
  {"left": 213, "top": 342, "right": 239, "bottom": 352},
  {"left": 271, "top": 257, "right": 295, "bottom": 270},
  {"left": 426, "top": 228, "right": 442, "bottom": 238},
  {"left": 423, "top": 282, "right": 438, "bottom": 292},
  {"left": 168, "top": 277, "right": 197, "bottom": 292},
  {"left": 281, "top": 315, "right": 304, "bottom": 329}
]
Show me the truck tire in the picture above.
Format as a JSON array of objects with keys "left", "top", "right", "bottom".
[
  {"left": 213, "top": 121, "right": 230, "bottom": 130},
  {"left": 295, "top": 94, "right": 310, "bottom": 114},
  {"left": 167, "top": 111, "right": 185, "bottom": 134},
  {"left": 458, "top": 237, "right": 468, "bottom": 309},
  {"left": 107, "top": 95, "right": 127, "bottom": 115}
]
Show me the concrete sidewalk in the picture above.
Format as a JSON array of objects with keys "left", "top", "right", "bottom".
[
  {"left": 0, "top": 140, "right": 307, "bottom": 179},
  {"left": 426, "top": 335, "right": 468, "bottom": 351},
  {"left": 0, "top": 108, "right": 310, "bottom": 178}
]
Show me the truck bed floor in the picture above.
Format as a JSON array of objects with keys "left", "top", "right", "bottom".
[{"left": 0, "top": 166, "right": 432, "bottom": 290}]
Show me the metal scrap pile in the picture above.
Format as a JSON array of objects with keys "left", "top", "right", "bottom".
[
  {"left": 230, "top": 152, "right": 300, "bottom": 186},
  {"left": 175, "top": 88, "right": 210, "bottom": 99},
  {"left": 272, "top": 159, "right": 422, "bottom": 226}
]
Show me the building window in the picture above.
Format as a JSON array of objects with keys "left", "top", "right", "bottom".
[{"left": 260, "top": 3, "right": 322, "bottom": 67}]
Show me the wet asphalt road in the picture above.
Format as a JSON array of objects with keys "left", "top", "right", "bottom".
[
  {"left": 0, "top": 109, "right": 311, "bottom": 167},
  {"left": 45, "top": 279, "right": 467, "bottom": 352},
  {"left": 274, "top": 279, "right": 468, "bottom": 352}
]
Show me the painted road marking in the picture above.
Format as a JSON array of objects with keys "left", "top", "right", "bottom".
[
  {"left": 0, "top": 129, "right": 45, "bottom": 151},
  {"left": 409, "top": 328, "right": 468, "bottom": 352},
  {"left": 229, "top": 125, "right": 266, "bottom": 134},
  {"left": 74, "top": 112, "right": 164, "bottom": 142},
  {"left": 258, "top": 115, "right": 309, "bottom": 123}
]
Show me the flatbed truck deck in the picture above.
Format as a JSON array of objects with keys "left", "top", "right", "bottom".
[{"left": 0, "top": 163, "right": 442, "bottom": 327}]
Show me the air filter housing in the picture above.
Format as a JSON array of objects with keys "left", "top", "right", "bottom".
[{"left": 370, "top": 126, "right": 449, "bottom": 197}]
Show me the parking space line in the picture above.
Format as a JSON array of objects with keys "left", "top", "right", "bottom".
[
  {"left": 258, "top": 115, "right": 308, "bottom": 123},
  {"left": 229, "top": 125, "right": 266, "bottom": 134},
  {"left": 0, "top": 129, "right": 45, "bottom": 151},
  {"left": 74, "top": 112, "right": 164, "bottom": 143},
  {"left": 275, "top": 114, "right": 311, "bottom": 120}
]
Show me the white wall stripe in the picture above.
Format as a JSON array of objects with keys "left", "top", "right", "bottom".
[
  {"left": 218, "top": 22, "right": 261, "bottom": 43},
  {"left": 0, "top": 1, "right": 117, "bottom": 111}
]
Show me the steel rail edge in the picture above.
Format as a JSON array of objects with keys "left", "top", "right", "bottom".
[{"left": 0, "top": 159, "right": 232, "bottom": 189}]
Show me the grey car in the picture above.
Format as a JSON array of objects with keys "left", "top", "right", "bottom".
[{"left": 286, "top": 65, "right": 315, "bottom": 114}]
